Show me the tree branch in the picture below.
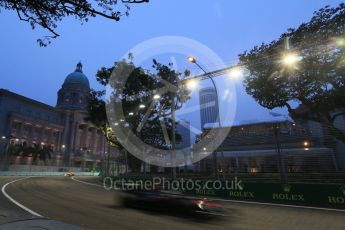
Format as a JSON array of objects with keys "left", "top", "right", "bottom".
[
  {"left": 29, "top": 1, "right": 60, "bottom": 38},
  {"left": 2, "top": 0, "right": 149, "bottom": 45},
  {"left": 121, "top": 0, "right": 149, "bottom": 2},
  {"left": 63, "top": 0, "right": 121, "bottom": 21},
  {"left": 331, "top": 111, "right": 345, "bottom": 122}
]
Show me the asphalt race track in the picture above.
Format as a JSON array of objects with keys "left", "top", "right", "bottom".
[{"left": 1, "top": 177, "right": 345, "bottom": 230}]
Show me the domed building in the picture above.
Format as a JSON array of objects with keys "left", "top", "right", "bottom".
[
  {"left": 55, "top": 62, "right": 106, "bottom": 168},
  {"left": 57, "top": 62, "right": 90, "bottom": 110},
  {"left": 0, "top": 63, "right": 112, "bottom": 171}
]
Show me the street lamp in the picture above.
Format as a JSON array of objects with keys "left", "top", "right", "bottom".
[
  {"left": 282, "top": 52, "right": 301, "bottom": 66},
  {"left": 153, "top": 94, "right": 161, "bottom": 100},
  {"left": 335, "top": 37, "right": 345, "bottom": 47},
  {"left": 228, "top": 66, "right": 243, "bottom": 79},
  {"left": 139, "top": 104, "right": 146, "bottom": 109},
  {"left": 185, "top": 79, "right": 199, "bottom": 90},
  {"left": 187, "top": 56, "right": 221, "bottom": 126},
  {"left": 187, "top": 56, "right": 223, "bottom": 177},
  {"left": 303, "top": 141, "right": 309, "bottom": 147},
  {"left": 1, "top": 136, "right": 6, "bottom": 139},
  {"left": 187, "top": 56, "right": 209, "bottom": 74},
  {"left": 128, "top": 112, "right": 134, "bottom": 116},
  {"left": 187, "top": 56, "right": 196, "bottom": 63}
]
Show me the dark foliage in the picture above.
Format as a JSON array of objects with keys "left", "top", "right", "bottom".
[
  {"left": 239, "top": 4, "right": 345, "bottom": 142},
  {"left": 87, "top": 57, "right": 191, "bottom": 172}
]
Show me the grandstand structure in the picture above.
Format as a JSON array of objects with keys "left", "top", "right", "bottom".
[{"left": 198, "top": 120, "right": 337, "bottom": 174}]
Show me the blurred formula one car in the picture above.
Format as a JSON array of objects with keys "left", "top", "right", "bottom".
[
  {"left": 64, "top": 171, "right": 74, "bottom": 177},
  {"left": 120, "top": 187, "right": 226, "bottom": 217}
]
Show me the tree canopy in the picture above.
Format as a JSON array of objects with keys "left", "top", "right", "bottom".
[
  {"left": 87, "top": 56, "right": 191, "bottom": 172},
  {"left": 0, "top": 0, "right": 148, "bottom": 46},
  {"left": 239, "top": 4, "right": 345, "bottom": 142}
]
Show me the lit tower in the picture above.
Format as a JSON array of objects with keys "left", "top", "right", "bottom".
[{"left": 199, "top": 87, "right": 219, "bottom": 129}]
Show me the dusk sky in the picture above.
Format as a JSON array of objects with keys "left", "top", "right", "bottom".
[{"left": 1, "top": 0, "right": 343, "bottom": 126}]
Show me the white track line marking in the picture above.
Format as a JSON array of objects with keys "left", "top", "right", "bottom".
[
  {"left": 71, "top": 176, "right": 103, "bottom": 188},
  {"left": 71, "top": 177, "right": 345, "bottom": 213},
  {"left": 1, "top": 177, "right": 43, "bottom": 217},
  {"left": 193, "top": 197, "right": 345, "bottom": 213}
]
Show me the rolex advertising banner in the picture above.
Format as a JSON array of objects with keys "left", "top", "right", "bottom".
[
  {"left": 112, "top": 177, "right": 345, "bottom": 209},
  {"left": 175, "top": 180, "right": 345, "bottom": 209}
]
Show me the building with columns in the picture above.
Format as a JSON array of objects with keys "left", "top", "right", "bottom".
[{"left": 0, "top": 63, "right": 108, "bottom": 169}]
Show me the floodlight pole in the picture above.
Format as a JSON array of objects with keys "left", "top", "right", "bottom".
[{"left": 191, "top": 59, "right": 223, "bottom": 178}]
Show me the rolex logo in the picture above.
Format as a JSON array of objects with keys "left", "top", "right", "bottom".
[
  {"left": 340, "top": 186, "right": 345, "bottom": 196},
  {"left": 282, "top": 184, "right": 292, "bottom": 193}
]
